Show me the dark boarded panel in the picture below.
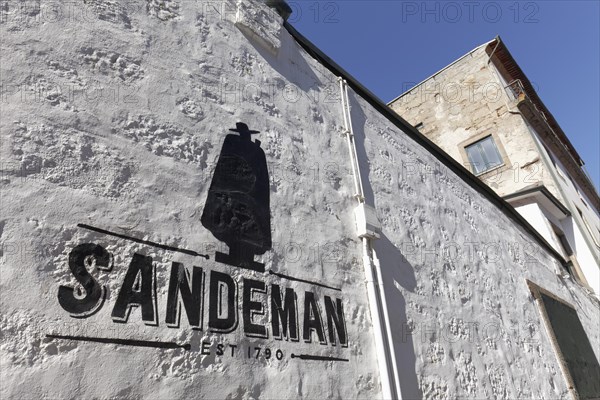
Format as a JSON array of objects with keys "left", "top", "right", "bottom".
[{"left": 540, "top": 293, "right": 600, "bottom": 398}]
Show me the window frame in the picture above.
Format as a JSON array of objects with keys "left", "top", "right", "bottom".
[
  {"left": 459, "top": 132, "right": 510, "bottom": 177},
  {"left": 576, "top": 206, "right": 600, "bottom": 248},
  {"left": 545, "top": 146, "right": 567, "bottom": 182},
  {"left": 527, "top": 280, "right": 600, "bottom": 399}
]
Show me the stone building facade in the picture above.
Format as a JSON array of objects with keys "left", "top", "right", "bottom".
[
  {"left": 1, "top": 2, "right": 599, "bottom": 399},
  {"left": 389, "top": 38, "right": 600, "bottom": 298}
]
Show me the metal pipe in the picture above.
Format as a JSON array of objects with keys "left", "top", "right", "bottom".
[
  {"left": 486, "top": 35, "right": 501, "bottom": 65},
  {"left": 339, "top": 78, "right": 365, "bottom": 201},
  {"left": 340, "top": 77, "right": 400, "bottom": 398},
  {"left": 362, "top": 238, "right": 394, "bottom": 400},
  {"left": 344, "top": 81, "right": 366, "bottom": 199},
  {"left": 372, "top": 247, "right": 403, "bottom": 399}
]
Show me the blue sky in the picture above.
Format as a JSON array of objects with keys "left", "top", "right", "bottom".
[{"left": 290, "top": 1, "right": 600, "bottom": 190}]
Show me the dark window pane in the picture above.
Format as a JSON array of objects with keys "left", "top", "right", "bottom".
[{"left": 541, "top": 293, "right": 600, "bottom": 398}]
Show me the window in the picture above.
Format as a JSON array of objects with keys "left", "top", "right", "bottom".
[
  {"left": 527, "top": 281, "right": 600, "bottom": 399},
  {"left": 568, "top": 175, "right": 578, "bottom": 192},
  {"left": 550, "top": 222, "right": 573, "bottom": 258},
  {"left": 576, "top": 207, "right": 600, "bottom": 248},
  {"left": 464, "top": 135, "right": 504, "bottom": 175},
  {"left": 549, "top": 221, "right": 582, "bottom": 280},
  {"left": 545, "top": 146, "right": 566, "bottom": 181}
]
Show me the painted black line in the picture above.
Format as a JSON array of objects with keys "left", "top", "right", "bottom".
[
  {"left": 46, "top": 334, "right": 191, "bottom": 351},
  {"left": 268, "top": 270, "right": 342, "bottom": 292},
  {"left": 291, "top": 353, "right": 349, "bottom": 362},
  {"left": 77, "top": 223, "right": 209, "bottom": 259}
]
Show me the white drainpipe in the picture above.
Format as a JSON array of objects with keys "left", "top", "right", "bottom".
[
  {"left": 339, "top": 77, "right": 402, "bottom": 400},
  {"left": 372, "top": 244, "right": 403, "bottom": 399},
  {"left": 339, "top": 78, "right": 364, "bottom": 201}
]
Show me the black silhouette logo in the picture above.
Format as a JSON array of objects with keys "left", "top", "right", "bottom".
[
  {"left": 201, "top": 123, "right": 271, "bottom": 272},
  {"left": 54, "top": 123, "right": 350, "bottom": 355}
]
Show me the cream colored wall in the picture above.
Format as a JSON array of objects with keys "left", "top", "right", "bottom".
[{"left": 389, "top": 47, "right": 562, "bottom": 201}]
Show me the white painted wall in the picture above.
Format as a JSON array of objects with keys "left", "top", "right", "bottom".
[
  {"left": 350, "top": 87, "right": 600, "bottom": 398},
  {"left": 531, "top": 128, "right": 600, "bottom": 295},
  {"left": 512, "top": 203, "right": 600, "bottom": 297},
  {"left": 1, "top": 1, "right": 598, "bottom": 399},
  {"left": 0, "top": 2, "right": 380, "bottom": 398},
  {"left": 563, "top": 217, "right": 600, "bottom": 296},
  {"left": 514, "top": 203, "right": 561, "bottom": 255}
]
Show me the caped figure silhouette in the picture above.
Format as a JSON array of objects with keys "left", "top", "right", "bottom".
[{"left": 201, "top": 122, "right": 271, "bottom": 272}]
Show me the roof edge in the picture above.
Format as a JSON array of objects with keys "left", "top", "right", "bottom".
[
  {"left": 387, "top": 38, "right": 496, "bottom": 105},
  {"left": 487, "top": 38, "right": 599, "bottom": 209},
  {"left": 486, "top": 38, "right": 583, "bottom": 165},
  {"left": 503, "top": 184, "right": 572, "bottom": 218},
  {"left": 283, "top": 22, "right": 569, "bottom": 269}
]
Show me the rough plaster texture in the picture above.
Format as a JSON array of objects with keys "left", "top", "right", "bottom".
[
  {"left": 388, "top": 47, "right": 563, "bottom": 203},
  {"left": 1, "top": 1, "right": 378, "bottom": 398},
  {"left": 1, "top": 1, "right": 599, "bottom": 399},
  {"left": 352, "top": 87, "right": 600, "bottom": 399}
]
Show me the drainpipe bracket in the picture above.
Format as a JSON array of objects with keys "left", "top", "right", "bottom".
[{"left": 355, "top": 203, "right": 381, "bottom": 239}]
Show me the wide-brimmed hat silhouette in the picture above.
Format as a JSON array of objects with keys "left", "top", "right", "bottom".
[
  {"left": 201, "top": 121, "right": 271, "bottom": 273},
  {"left": 229, "top": 122, "right": 260, "bottom": 135}
]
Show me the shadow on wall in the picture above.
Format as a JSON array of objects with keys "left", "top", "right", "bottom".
[
  {"left": 243, "top": 16, "right": 422, "bottom": 397},
  {"left": 349, "top": 91, "right": 422, "bottom": 399},
  {"left": 373, "top": 234, "right": 421, "bottom": 399},
  {"left": 237, "top": 24, "right": 323, "bottom": 94}
]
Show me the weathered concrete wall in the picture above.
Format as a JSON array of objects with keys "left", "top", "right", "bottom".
[
  {"left": 389, "top": 47, "right": 563, "bottom": 202},
  {"left": 1, "top": 1, "right": 598, "bottom": 399}
]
